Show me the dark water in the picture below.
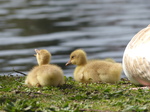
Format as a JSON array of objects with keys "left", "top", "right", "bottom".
[{"left": 0, "top": 0, "right": 150, "bottom": 77}]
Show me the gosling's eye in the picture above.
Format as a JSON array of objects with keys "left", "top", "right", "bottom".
[{"left": 71, "top": 56, "right": 75, "bottom": 59}]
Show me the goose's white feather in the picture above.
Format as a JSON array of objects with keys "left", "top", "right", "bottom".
[{"left": 123, "top": 25, "right": 150, "bottom": 85}]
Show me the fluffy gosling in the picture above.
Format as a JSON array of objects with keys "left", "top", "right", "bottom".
[
  {"left": 66, "top": 49, "right": 122, "bottom": 84},
  {"left": 25, "top": 49, "right": 65, "bottom": 87}
]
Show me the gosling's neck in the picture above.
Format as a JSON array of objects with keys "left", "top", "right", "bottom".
[
  {"left": 37, "top": 59, "right": 50, "bottom": 66},
  {"left": 76, "top": 58, "right": 87, "bottom": 66}
]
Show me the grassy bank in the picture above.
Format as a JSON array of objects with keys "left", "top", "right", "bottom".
[{"left": 0, "top": 75, "right": 150, "bottom": 112}]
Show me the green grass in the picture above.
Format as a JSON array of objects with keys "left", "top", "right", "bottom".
[{"left": 0, "top": 75, "right": 150, "bottom": 112}]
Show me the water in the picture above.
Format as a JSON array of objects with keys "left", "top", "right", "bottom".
[{"left": 0, "top": 0, "right": 150, "bottom": 77}]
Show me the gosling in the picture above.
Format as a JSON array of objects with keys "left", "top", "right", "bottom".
[
  {"left": 25, "top": 49, "right": 65, "bottom": 87},
  {"left": 66, "top": 49, "right": 122, "bottom": 84}
]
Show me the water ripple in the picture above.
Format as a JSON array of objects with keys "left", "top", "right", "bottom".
[{"left": 0, "top": 0, "right": 150, "bottom": 77}]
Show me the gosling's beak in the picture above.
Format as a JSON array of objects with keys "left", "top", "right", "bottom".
[
  {"left": 34, "top": 49, "right": 39, "bottom": 56},
  {"left": 35, "top": 49, "right": 39, "bottom": 53},
  {"left": 65, "top": 60, "right": 71, "bottom": 66}
]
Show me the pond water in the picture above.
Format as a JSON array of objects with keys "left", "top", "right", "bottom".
[{"left": 0, "top": 0, "right": 150, "bottom": 77}]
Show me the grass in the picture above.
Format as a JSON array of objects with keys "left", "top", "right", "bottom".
[{"left": 0, "top": 75, "right": 150, "bottom": 112}]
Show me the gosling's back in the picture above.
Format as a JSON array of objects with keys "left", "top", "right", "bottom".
[
  {"left": 36, "top": 64, "right": 64, "bottom": 86},
  {"left": 89, "top": 60, "right": 122, "bottom": 83}
]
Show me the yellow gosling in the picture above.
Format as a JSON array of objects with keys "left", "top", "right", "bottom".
[
  {"left": 66, "top": 49, "right": 122, "bottom": 83},
  {"left": 25, "top": 49, "right": 64, "bottom": 87}
]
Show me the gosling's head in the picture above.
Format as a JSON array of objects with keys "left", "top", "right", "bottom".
[
  {"left": 66, "top": 49, "right": 87, "bottom": 66},
  {"left": 35, "top": 49, "right": 51, "bottom": 65}
]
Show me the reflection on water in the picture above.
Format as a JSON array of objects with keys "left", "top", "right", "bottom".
[{"left": 0, "top": 0, "right": 150, "bottom": 77}]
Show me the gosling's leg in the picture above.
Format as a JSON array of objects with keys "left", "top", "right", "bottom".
[{"left": 36, "top": 83, "right": 41, "bottom": 87}]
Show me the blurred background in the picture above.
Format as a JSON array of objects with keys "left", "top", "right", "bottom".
[{"left": 0, "top": 0, "right": 150, "bottom": 77}]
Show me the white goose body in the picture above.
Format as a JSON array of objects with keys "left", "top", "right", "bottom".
[{"left": 123, "top": 25, "right": 150, "bottom": 85}]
